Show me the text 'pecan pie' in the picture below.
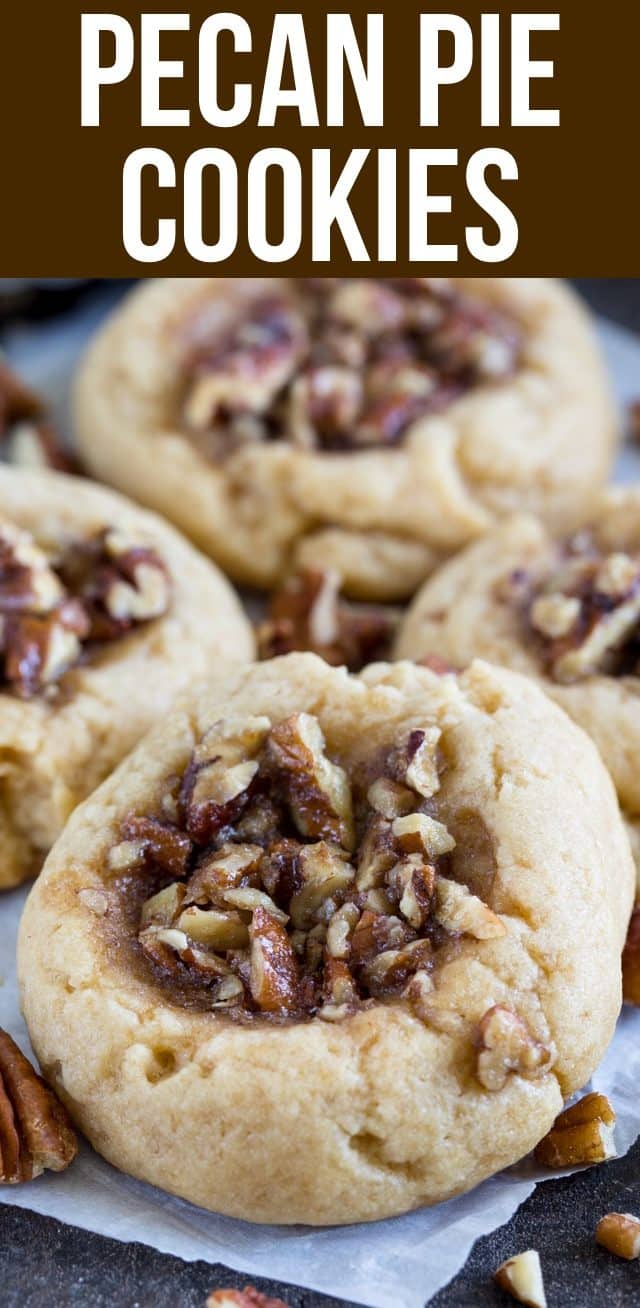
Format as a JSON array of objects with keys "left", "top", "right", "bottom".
[
  {"left": 18, "top": 655, "right": 633, "bottom": 1224},
  {"left": 74, "top": 278, "right": 615, "bottom": 601},
  {"left": 0, "top": 466, "right": 253, "bottom": 888}
]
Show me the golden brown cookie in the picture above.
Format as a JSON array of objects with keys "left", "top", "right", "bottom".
[
  {"left": 0, "top": 466, "right": 253, "bottom": 888},
  {"left": 74, "top": 278, "right": 616, "bottom": 601},
  {"left": 19, "top": 655, "right": 633, "bottom": 1224}
]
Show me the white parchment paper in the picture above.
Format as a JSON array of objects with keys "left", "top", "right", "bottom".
[{"left": 0, "top": 306, "right": 639, "bottom": 1308}]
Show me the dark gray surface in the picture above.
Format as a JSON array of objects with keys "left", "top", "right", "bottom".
[{"left": 1, "top": 279, "right": 639, "bottom": 1307}]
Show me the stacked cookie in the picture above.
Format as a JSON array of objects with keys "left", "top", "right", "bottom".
[{"left": 6, "top": 279, "right": 637, "bottom": 1229}]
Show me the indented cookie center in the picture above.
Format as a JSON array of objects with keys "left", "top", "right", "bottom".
[
  {"left": 521, "top": 533, "right": 640, "bottom": 683},
  {"left": 0, "top": 521, "right": 171, "bottom": 698},
  {"left": 110, "top": 709, "right": 514, "bottom": 1026},
  {"left": 179, "top": 279, "right": 522, "bottom": 459}
]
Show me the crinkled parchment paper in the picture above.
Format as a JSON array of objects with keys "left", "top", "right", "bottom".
[{"left": 0, "top": 308, "right": 639, "bottom": 1308}]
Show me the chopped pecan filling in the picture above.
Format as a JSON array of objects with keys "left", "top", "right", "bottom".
[
  {"left": 114, "top": 709, "right": 520, "bottom": 1045},
  {"left": 0, "top": 521, "right": 171, "bottom": 698},
  {"left": 0, "top": 358, "right": 78, "bottom": 473},
  {"left": 181, "top": 280, "right": 522, "bottom": 457},
  {"left": 256, "top": 567, "right": 399, "bottom": 671},
  {"left": 519, "top": 534, "right": 640, "bottom": 683}
]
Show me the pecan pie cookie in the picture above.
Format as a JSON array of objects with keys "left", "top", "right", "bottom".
[
  {"left": 0, "top": 466, "right": 253, "bottom": 889},
  {"left": 73, "top": 278, "right": 615, "bottom": 601},
  {"left": 18, "top": 655, "right": 633, "bottom": 1224},
  {"left": 395, "top": 490, "right": 640, "bottom": 841}
]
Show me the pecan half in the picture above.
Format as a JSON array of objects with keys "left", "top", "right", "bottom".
[
  {"left": 475, "top": 1006, "right": 555, "bottom": 1092},
  {"left": 534, "top": 1092, "right": 616, "bottom": 1168},
  {"left": 0, "top": 1028, "right": 77, "bottom": 1184}
]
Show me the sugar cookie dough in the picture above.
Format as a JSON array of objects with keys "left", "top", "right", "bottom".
[
  {"left": 19, "top": 655, "right": 633, "bottom": 1224},
  {"left": 0, "top": 466, "right": 253, "bottom": 888},
  {"left": 74, "top": 278, "right": 616, "bottom": 601}
]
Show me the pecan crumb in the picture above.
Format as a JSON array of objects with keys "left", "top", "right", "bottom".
[{"left": 0, "top": 1027, "right": 77, "bottom": 1184}]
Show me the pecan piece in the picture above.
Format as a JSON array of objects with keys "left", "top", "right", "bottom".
[
  {"left": 257, "top": 568, "right": 396, "bottom": 671},
  {"left": 2, "top": 603, "right": 87, "bottom": 698},
  {"left": 622, "top": 907, "right": 640, "bottom": 1005},
  {"left": 323, "top": 955, "right": 359, "bottom": 1006},
  {"left": 360, "top": 938, "right": 432, "bottom": 997},
  {"left": 402, "top": 727, "right": 442, "bottom": 799},
  {"left": 185, "top": 298, "right": 306, "bottom": 433},
  {"left": 0, "top": 360, "right": 76, "bottom": 472},
  {"left": 267, "top": 713, "right": 354, "bottom": 850},
  {"left": 628, "top": 400, "right": 640, "bottom": 446},
  {"left": 595, "top": 1212, "right": 640, "bottom": 1260},
  {"left": 349, "top": 909, "right": 411, "bottom": 967},
  {"left": 476, "top": 1006, "right": 555, "bottom": 1092},
  {"left": 534, "top": 1092, "right": 616, "bottom": 1168},
  {"left": 121, "top": 815, "right": 192, "bottom": 878},
  {"left": 355, "top": 815, "right": 397, "bottom": 890},
  {"left": 289, "top": 841, "right": 354, "bottom": 930},
  {"left": 387, "top": 854, "right": 435, "bottom": 929},
  {"left": 177, "top": 907, "right": 250, "bottom": 950},
  {"left": 182, "top": 716, "right": 270, "bottom": 843},
  {"left": 185, "top": 843, "right": 263, "bottom": 905},
  {"left": 141, "top": 882, "right": 187, "bottom": 926},
  {"left": 493, "top": 1250, "right": 547, "bottom": 1308},
  {"left": 0, "top": 1028, "right": 77, "bottom": 1184},
  {"left": 206, "top": 1288, "right": 290, "bottom": 1308},
  {"left": 434, "top": 878, "right": 505, "bottom": 940},
  {"left": 0, "top": 521, "right": 64, "bottom": 614},
  {"left": 392, "top": 812, "right": 455, "bottom": 859},
  {"left": 249, "top": 907, "right": 300, "bottom": 1013},
  {"left": 367, "top": 777, "right": 416, "bottom": 820}
]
